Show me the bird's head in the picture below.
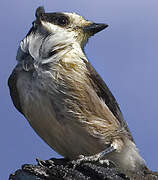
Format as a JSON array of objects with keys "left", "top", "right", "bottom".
[{"left": 17, "top": 7, "right": 108, "bottom": 65}]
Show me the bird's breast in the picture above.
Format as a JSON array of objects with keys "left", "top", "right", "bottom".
[{"left": 16, "top": 68, "right": 106, "bottom": 159}]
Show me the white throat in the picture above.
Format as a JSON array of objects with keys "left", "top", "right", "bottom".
[{"left": 17, "top": 26, "right": 87, "bottom": 67}]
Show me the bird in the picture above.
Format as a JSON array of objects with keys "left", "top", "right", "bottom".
[{"left": 8, "top": 6, "right": 148, "bottom": 177}]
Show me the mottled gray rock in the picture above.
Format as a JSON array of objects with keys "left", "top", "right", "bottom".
[
  {"left": 9, "top": 158, "right": 129, "bottom": 180},
  {"left": 9, "top": 158, "right": 158, "bottom": 180}
]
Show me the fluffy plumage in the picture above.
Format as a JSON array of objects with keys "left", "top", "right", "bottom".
[{"left": 8, "top": 7, "right": 147, "bottom": 177}]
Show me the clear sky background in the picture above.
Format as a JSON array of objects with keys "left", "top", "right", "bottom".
[{"left": 1, "top": 0, "right": 158, "bottom": 179}]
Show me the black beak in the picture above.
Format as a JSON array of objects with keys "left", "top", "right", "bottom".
[{"left": 83, "top": 23, "right": 108, "bottom": 35}]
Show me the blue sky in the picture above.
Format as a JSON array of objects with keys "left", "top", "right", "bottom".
[{"left": 1, "top": 0, "right": 158, "bottom": 179}]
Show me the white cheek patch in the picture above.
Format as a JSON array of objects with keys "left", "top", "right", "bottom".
[
  {"left": 41, "top": 21, "right": 77, "bottom": 46},
  {"left": 20, "top": 36, "right": 30, "bottom": 53},
  {"left": 41, "top": 21, "right": 63, "bottom": 33},
  {"left": 17, "top": 33, "right": 44, "bottom": 62},
  {"left": 16, "top": 36, "right": 30, "bottom": 62},
  {"left": 28, "top": 34, "right": 44, "bottom": 60}
]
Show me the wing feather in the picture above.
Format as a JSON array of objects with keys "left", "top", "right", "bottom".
[{"left": 85, "top": 61, "right": 133, "bottom": 141}]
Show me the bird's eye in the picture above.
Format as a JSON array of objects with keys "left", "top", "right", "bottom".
[{"left": 56, "top": 16, "right": 69, "bottom": 26}]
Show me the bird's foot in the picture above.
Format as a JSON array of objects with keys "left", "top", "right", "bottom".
[{"left": 70, "top": 145, "right": 116, "bottom": 168}]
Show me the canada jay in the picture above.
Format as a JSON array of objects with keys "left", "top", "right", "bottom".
[{"left": 8, "top": 7, "right": 148, "bottom": 177}]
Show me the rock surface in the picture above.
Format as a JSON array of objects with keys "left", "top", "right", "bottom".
[{"left": 9, "top": 158, "right": 158, "bottom": 180}]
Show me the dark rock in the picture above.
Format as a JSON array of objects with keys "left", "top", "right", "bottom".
[{"left": 9, "top": 158, "right": 158, "bottom": 180}]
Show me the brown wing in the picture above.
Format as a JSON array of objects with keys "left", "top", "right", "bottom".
[
  {"left": 85, "top": 61, "right": 134, "bottom": 141},
  {"left": 8, "top": 68, "right": 24, "bottom": 115}
]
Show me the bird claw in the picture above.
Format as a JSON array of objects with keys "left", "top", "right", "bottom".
[
  {"left": 70, "top": 153, "right": 110, "bottom": 170},
  {"left": 70, "top": 146, "right": 116, "bottom": 169}
]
